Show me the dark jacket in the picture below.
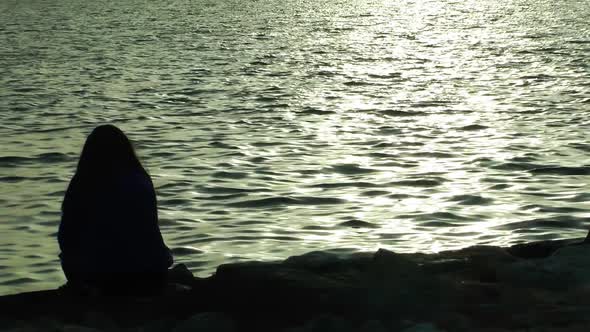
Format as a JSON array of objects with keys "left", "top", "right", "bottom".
[{"left": 58, "top": 170, "right": 172, "bottom": 282}]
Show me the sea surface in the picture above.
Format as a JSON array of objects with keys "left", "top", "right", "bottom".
[{"left": 1, "top": 0, "right": 589, "bottom": 295}]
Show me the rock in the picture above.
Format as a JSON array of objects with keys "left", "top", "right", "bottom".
[
  {"left": 361, "top": 249, "right": 449, "bottom": 320},
  {"left": 212, "top": 258, "right": 364, "bottom": 320},
  {"left": 7, "top": 317, "right": 88, "bottom": 332},
  {"left": 400, "top": 322, "right": 446, "bottom": 332},
  {"left": 62, "top": 326, "right": 104, "bottom": 332},
  {"left": 2, "top": 327, "right": 42, "bottom": 332},
  {"left": 420, "top": 258, "right": 469, "bottom": 275},
  {"left": 284, "top": 251, "right": 345, "bottom": 271},
  {"left": 498, "top": 245, "right": 590, "bottom": 290},
  {"left": 172, "top": 312, "right": 236, "bottom": 332},
  {"left": 295, "top": 315, "right": 353, "bottom": 332},
  {"left": 359, "top": 319, "right": 388, "bottom": 332},
  {"left": 283, "top": 251, "right": 372, "bottom": 273},
  {"left": 141, "top": 319, "right": 176, "bottom": 332},
  {"left": 82, "top": 311, "right": 116, "bottom": 330},
  {"left": 162, "top": 282, "right": 192, "bottom": 295},
  {"left": 364, "top": 249, "right": 424, "bottom": 286},
  {"left": 4, "top": 238, "right": 590, "bottom": 332},
  {"left": 506, "top": 238, "right": 583, "bottom": 259},
  {"left": 435, "top": 312, "right": 472, "bottom": 332},
  {"left": 435, "top": 246, "right": 518, "bottom": 282},
  {"left": 168, "top": 264, "right": 195, "bottom": 286}
]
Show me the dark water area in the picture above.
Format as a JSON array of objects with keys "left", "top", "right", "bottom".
[{"left": 0, "top": 0, "right": 589, "bottom": 295}]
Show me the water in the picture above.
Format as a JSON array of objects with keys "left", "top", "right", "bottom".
[{"left": 1, "top": 0, "right": 589, "bottom": 295}]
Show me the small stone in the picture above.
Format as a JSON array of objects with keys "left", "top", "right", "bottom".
[
  {"left": 507, "top": 238, "right": 582, "bottom": 259},
  {"left": 498, "top": 244, "right": 590, "bottom": 290},
  {"left": 363, "top": 249, "right": 447, "bottom": 319},
  {"left": 168, "top": 264, "right": 194, "bottom": 286},
  {"left": 400, "top": 322, "right": 446, "bottom": 332},
  {"left": 3, "top": 327, "right": 42, "bottom": 332},
  {"left": 172, "top": 312, "right": 236, "bottom": 332},
  {"left": 435, "top": 312, "right": 472, "bottom": 332},
  {"left": 82, "top": 311, "right": 115, "bottom": 330},
  {"left": 299, "top": 315, "right": 353, "bottom": 332},
  {"left": 62, "top": 325, "right": 104, "bottom": 332},
  {"left": 283, "top": 251, "right": 346, "bottom": 271},
  {"left": 359, "top": 319, "right": 388, "bottom": 332},
  {"left": 141, "top": 319, "right": 175, "bottom": 332}
]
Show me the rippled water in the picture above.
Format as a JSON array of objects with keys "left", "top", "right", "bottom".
[{"left": 1, "top": 0, "right": 589, "bottom": 295}]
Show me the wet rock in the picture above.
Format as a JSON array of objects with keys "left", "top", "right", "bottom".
[
  {"left": 2, "top": 327, "right": 42, "bottom": 332},
  {"left": 438, "top": 245, "right": 518, "bottom": 282},
  {"left": 212, "top": 259, "right": 364, "bottom": 327},
  {"left": 168, "top": 263, "right": 195, "bottom": 286},
  {"left": 62, "top": 326, "right": 104, "bottom": 332},
  {"left": 172, "top": 312, "right": 236, "bottom": 332},
  {"left": 361, "top": 249, "right": 449, "bottom": 320},
  {"left": 435, "top": 312, "right": 472, "bottom": 332},
  {"left": 8, "top": 317, "right": 85, "bottom": 332},
  {"left": 4, "top": 238, "right": 590, "bottom": 332},
  {"left": 141, "top": 319, "right": 176, "bottom": 332},
  {"left": 506, "top": 238, "right": 583, "bottom": 259},
  {"left": 283, "top": 251, "right": 346, "bottom": 271},
  {"left": 283, "top": 250, "right": 372, "bottom": 273},
  {"left": 359, "top": 319, "right": 388, "bottom": 332},
  {"left": 498, "top": 245, "right": 590, "bottom": 290},
  {"left": 214, "top": 259, "right": 357, "bottom": 292},
  {"left": 82, "top": 311, "right": 115, "bottom": 330},
  {"left": 163, "top": 264, "right": 196, "bottom": 295},
  {"left": 420, "top": 257, "right": 469, "bottom": 275},
  {"left": 400, "top": 322, "right": 446, "bottom": 332},
  {"left": 290, "top": 315, "right": 353, "bottom": 332}
]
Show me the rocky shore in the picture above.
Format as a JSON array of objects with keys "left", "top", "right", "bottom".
[{"left": 2, "top": 237, "right": 590, "bottom": 332}]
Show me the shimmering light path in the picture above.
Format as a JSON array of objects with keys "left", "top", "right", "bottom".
[{"left": 0, "top": 0, "right": 589, "bottom": 295}]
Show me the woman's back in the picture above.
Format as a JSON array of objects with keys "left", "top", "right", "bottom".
[{"left": 58, "top": 125, "right": 172, "bottom": 294}]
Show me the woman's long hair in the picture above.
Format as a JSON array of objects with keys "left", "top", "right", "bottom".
[
  {"left": 63, "top": 125, "right": 148, "bottom": 209},
  {"left": 76, "top": 124, "right": 144, "bottom": 178}
]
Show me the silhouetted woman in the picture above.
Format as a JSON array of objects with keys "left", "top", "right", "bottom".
[{"left": 59, "top": 124, "right": 173, "bottom": 295}]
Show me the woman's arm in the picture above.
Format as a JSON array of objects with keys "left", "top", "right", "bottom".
[
  {"left": 127, "top": 172, "right": 174, "bottom": 268},
  {"left": 148, "top": 179, "right": 174, "bottom": 268},
  {"left": 58, "top": 181, "right": 78, "bottom": 254}
]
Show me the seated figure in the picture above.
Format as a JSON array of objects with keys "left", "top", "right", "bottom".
[{"left": 58, "top": 124, "right": 173, "bottom": 295}]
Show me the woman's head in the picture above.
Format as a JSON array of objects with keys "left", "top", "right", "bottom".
[{"left": 76, "top": 124, "right": 144, "bottom": 177}]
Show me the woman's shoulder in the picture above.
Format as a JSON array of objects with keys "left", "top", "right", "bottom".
[
  {"left": 121, "top": 169, "right": 151, "bottom": 183},
  {"left": 116, "top": 170, "right": 154, "bottom": 194}
]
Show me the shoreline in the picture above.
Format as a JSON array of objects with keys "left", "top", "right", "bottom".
[{"left": 1, "top": 237, "right": 590, "bottom": 331}]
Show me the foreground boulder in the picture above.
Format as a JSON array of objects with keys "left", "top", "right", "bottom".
[
  {"left": 1, "top": 238, "right": 590, "bottom": 331},
  {"left": 172, "top": 312, "right": 237, "bottom": 332},
  {"left": 498, "top": 243, "right": 590, "bottom": 289}
]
